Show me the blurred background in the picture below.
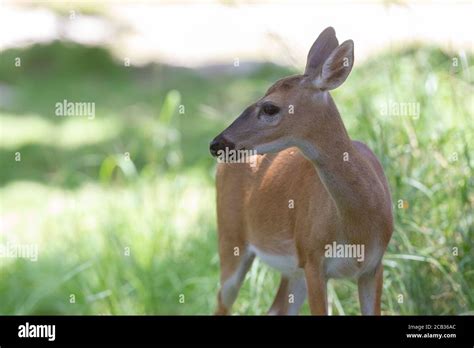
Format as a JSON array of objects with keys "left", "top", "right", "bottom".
[{"left": 0, "top": 0, "right": 472, "bottom": 315}]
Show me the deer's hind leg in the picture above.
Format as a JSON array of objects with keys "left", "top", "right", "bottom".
[
  {"left": 358, "top": 262, "right": 383, "bottom": 315},
  {"left": 268, "top": 275, "right": 307, "bottom": 315}
]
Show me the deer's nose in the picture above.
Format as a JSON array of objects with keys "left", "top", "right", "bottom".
[{"left": 209, "top": 136, "right": 235, "bottom": 157}]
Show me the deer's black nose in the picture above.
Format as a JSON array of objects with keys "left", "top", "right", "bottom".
[
  {"left": 209, "top": 139, "right": 220, "bottom": 157},
  {"left": 209, "top": 136, "right": 235, "bottom": 157}
]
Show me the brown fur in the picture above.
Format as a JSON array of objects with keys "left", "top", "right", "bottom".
[{"left": 212, "top": 28, "right": 393, "bottom": 315}]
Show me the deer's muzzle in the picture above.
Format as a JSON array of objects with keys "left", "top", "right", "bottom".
[{"left": 209, "top": 135, "right": 235, "bottom": 157}]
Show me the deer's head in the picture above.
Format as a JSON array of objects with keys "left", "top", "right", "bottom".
[{"left": 210, "top": 27, "right": 354, "bottom": 158}]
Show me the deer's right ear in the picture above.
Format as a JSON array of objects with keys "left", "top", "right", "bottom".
[
  {"left": 312, "top": 40, "right": 354, "bottom": 91},
  {"left": 304, "top": 27, "right": 339, "bottom": 76}
]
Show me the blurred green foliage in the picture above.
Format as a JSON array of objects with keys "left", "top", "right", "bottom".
[{"left": 0, "top": 41, "right": 472, "bottom": 315}]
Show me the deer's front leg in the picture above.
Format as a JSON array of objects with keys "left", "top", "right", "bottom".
[{"left": 304, "top": 259, "right": 328, "bottom": 315}]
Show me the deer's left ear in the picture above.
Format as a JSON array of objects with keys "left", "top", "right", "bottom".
[{"left": 313, "top": 40, "right": 354, "bottom": 91}]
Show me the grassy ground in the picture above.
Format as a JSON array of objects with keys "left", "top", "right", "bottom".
[{"left": 0, "top": 41, "right": 472, "bottom": 315}]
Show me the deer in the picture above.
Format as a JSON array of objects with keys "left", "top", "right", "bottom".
[{"left": 209, "top": 27, "right": 393, "bottom": 315}]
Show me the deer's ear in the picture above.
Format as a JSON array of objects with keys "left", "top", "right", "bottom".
[
  {"left": 313, "top": 39, "right": 354, "bottom": 91},
  {"left": 304, "top": 27, "right": 339, "bottom": 76}
]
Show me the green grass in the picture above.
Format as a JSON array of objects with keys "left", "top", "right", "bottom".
[{"left": 0, "top": 41, "right": 472, "bottom": 315}]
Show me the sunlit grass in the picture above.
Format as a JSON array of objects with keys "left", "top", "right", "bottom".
[
  {"left": 0, "top": 174, "right": 218, "bottom": 314},
  {"left": 0, "top": 114, "right": 123, "bottom": 149}
]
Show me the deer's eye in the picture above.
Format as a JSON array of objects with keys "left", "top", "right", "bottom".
[{"left": 261, "top": 103, "right": 280, "bottom": 116}]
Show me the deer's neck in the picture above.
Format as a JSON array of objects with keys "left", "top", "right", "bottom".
[{"left": 296, "top": 93, "right": 374, "bottom": 220}]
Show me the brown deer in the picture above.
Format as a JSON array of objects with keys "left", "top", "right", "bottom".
[{"left": 209, "top": 27, "right": 393, "bottom": 315}]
